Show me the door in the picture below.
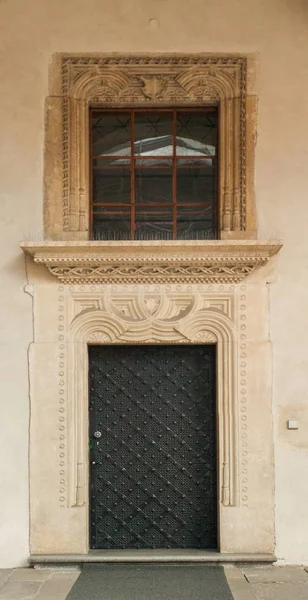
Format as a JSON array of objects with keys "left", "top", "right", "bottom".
[{"left": 89, "top": 345, "right": 217, "bottom": 550}]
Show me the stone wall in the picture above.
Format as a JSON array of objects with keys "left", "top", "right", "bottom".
[{"left": 0, "top": 0, "right": 308, "bottom": 566}]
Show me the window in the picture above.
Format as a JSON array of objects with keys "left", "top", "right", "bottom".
[
  {"left": 44, "top": 54, "right": 256, "bottom": 241},
  {"left": 90, "top": 108, "right": 218, "bottom": 241}
]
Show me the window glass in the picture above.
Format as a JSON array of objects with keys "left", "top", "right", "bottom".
[{"left": 91, "top": 109, "right": 218, "bottom": 240}]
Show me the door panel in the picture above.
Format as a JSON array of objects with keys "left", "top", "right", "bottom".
[{"left": 89, "top": 345, "right": 217, "bottom": 549}]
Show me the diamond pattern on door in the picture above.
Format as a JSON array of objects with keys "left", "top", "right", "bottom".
[{"left": 89, "top": 345, "right": 217, "bottom": 549}]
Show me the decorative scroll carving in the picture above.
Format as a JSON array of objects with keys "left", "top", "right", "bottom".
[
  {"left": 44, "top": 53, "right": 258, "bottom": 240},
  {"left": 21, "top": 240, "right": 282, "bottom": 285}
]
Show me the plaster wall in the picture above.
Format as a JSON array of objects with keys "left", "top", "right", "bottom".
[{"left": 0, "top": 0, "right": 308, "bottom": 566}]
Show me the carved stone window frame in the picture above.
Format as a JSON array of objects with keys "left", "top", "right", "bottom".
[{"left": 45, "top": 53, "right": 257, "bottom": 241}]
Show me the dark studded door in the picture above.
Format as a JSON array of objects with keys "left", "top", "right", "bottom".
[{"left": 89, "top": 345, "right": 217, "bottom": 550}]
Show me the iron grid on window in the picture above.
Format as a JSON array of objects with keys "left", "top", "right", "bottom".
[{"left": 91, "top": 108, "right": 218, "bottom": 241}]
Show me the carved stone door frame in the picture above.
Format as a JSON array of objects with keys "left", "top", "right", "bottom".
[
  {"left": 67, "top": 289, "right": 237, "bottom": 519},
  {"left": 27, "top": 276, "right": 276, "bottom": 558}
]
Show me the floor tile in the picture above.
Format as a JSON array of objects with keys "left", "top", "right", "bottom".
[
  {"left": 0, "top": 573, "right": 12, "bottom": 590},
  {"left": 224, "top": 567, "right": 258, "bottom": 600},
  {"left": 0, "top": 580, "right": 42, "bottom": 600},
  {"left": 34, "top": 571, "right": 80, "bottom": 600},
  {"left": 242, "top": 566, "right": 308, "bottom": 583},
  {"left": 9, "top": 569, "right": 51, "bottom": 582},
  {"left": 251, "top": 582, "right": 308, "bottom": 600}
]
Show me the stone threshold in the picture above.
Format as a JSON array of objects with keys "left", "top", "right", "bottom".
[{"left": 30, "top": 550, "right": 276, "bottom": 565}]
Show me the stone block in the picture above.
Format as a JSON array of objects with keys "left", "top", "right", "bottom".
[
  {"left": 251, "top": 582, "right": 308, "bottom": 600},
  {"left": 243, "top": 566, "right": 308, "bottom": 583}
]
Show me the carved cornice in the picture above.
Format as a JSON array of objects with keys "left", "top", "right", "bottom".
[{"left": 21, "top": 240, "right": 282, "bottom": 284}]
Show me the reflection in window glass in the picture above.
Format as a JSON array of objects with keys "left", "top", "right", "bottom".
[
  {"left": 91, "top": 109, "right": 218, "bottom": 240},
  {"left": 135, "top": 207, "right": 173, "bottom": 241}
]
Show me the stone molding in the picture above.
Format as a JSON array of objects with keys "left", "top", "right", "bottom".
[
  {"left": 29, "top": 278, "right": 276, "bottom": 554},
  {"left": 45, "top": 52, "right": 258, "bottom": 240},
  {"left": 21, "top": 240, "right": 282, "bottom": 284},
  {"left": 65, "top": 287, "right": 238, "bottom": 510}
]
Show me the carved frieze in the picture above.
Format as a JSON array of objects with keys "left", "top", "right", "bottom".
[
  {"left": 21, "top": 240, "right": 282, "bottom": 285},
  {"left": 47, "top": 262, "right": 260, "bottom": 284}
]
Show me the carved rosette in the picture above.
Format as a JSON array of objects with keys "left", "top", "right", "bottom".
[{"left": 87, "top": 332, "right": 109, "bottom": 344}]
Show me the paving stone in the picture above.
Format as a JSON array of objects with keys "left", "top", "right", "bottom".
[
  {"left": 224, "top": 566, "right": 244, "bottom": 580},
  {"left": 9, "top": 569, "right": 51, "bottom": 582},
  {"left": 0, "top": 580, "right": 43, "bottom": 600},
  {"left": 34, "top": 571, "right": 80, "bottom": 600},
  {"left": 0, "top": 572, "right": 12, "bottom": 590},
  {"left": 242, "top": 566, "right": 308, "bottom": 583},
  {"left": 251, "top": 582, "right": 308, "bottom": 600},
  {"left": 224, "top": 567, "right": 258, "bottom": 600}
]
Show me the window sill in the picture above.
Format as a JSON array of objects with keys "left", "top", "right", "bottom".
[{"left": 21, "top": 240, "right": 282, "bottom": 285}]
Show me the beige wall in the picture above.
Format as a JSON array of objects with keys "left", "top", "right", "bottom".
[{"left": 0, "top": 0, "right": 308, "bottom": 566}]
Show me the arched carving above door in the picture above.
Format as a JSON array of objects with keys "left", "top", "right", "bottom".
[{"left": 66, "top": 287, "right": 238, "bottom": 510}]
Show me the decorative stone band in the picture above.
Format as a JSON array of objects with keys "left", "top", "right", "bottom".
[{"left": 21, "top": 240, "right": 282, "bottom": 284}]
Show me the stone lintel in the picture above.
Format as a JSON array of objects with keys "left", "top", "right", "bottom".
[{"left": 21, "top": 240, "right": 282, "bottom": 285}]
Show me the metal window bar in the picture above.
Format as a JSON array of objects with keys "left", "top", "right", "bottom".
[{"left": 90, "top": 108, "right": 218, "bottom": 241}]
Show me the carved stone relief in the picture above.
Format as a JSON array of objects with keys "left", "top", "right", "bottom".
[
  {"left": 59, "top": 286, "right": 239, "bottom": 511},
  {"left": 27, "top": 55, "right": 278, "bottom": 557},
  {"left": 29, "top": 277, "right": 276, "bottom": 555},
  {"left": 44, "top": 53, "right": 258, "bottom": 241},
  {"left": 21, "top": 240, "right": 282, "bottom": 285}
]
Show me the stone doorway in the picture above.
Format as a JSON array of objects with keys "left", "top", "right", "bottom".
[
  {"left": 88, "top": 344, "right": 217, "bottom": 550},
  {"left": 24, "top": 269, "right": 278, "bottom": 558}
]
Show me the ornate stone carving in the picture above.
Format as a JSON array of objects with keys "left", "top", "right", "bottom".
[
  {"left": 190, "top": 332, "right": 217, "bottom": 343},
  {"left": 21, "top": 240, "right": 282, "bottom": 285},
  {"left": 87, "top": 331, "right": 109, "bottom": 344},
  {"left": 44, "top": 53, "right": 258, "bottom": 240},
  {"left": 143, "top": 296, "right": 160, "bottom": 316},
  {"left": 65, "top": 285, "right": 238, "bottom": 510},
  {"left": 138, "top": 75, "right": 169, "bottom": 100},
  {"left": 47, "top": 263, "right": 259, "bottom": 284},
  {"left": 58, "top": 292, "right": 67, "bottom": 508},
  {"left": 239, "top": 289, "right": 249, "bottom": 507},
  {"left": 28, "top": 273, "right": 276, "bottom": 553}
]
